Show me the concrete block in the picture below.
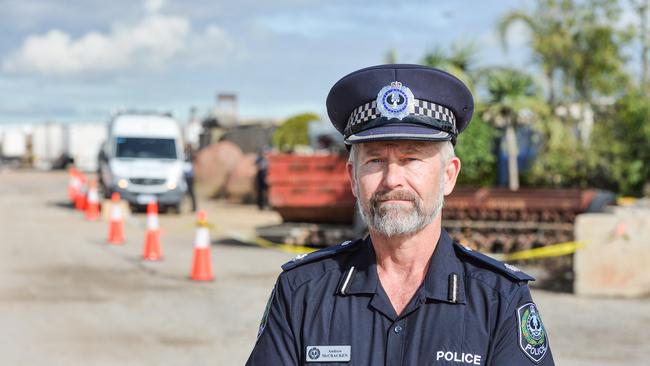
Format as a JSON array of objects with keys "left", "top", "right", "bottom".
[{"left": 574, "top": 208, "right": 650, "bottom": 297}]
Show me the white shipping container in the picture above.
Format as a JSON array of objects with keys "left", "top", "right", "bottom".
[
  {"left": 0, "top": 125, "right": 31, "bottom": 159},
  {"left": 32, "top": 123, "right": 65, "bottom": 169},
  {"left": 66, "top": 122, "right": 107, "bottom": 172}
]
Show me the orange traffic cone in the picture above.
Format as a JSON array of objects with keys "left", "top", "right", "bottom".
[
  {"left": 85, "top": 179, "right": 101, "bottom": 221},
  {"left": 142, "top": 201, "right": 162, "bottom": 260},
  {"left": 190, "top": 210, "right": 214, "bottom": 281},
  {"left": 68, "top": 167, "right": 81, "bottom": 203},
  {"left": 107, "top": 192, "right": 125, "bottom": 244},
  {"left": 75, "top": 175, "right": 88, "bottom": 211}
]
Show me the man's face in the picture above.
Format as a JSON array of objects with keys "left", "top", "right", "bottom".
[{"left": 347, "top": 140, "right": 459, "bottom": 238}]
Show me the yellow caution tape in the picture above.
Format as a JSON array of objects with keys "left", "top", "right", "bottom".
[
  {"left": 224, "top": 230, "right": 316, "bottom": 255},
  {"left": 503, "top": 241, "right": 586, "bottom": 261},
  {"left": 617, "top": 196, "right": 637, "bottom": 206},
  {"left": 233, "top": 229, "right": 587, "bottom": 261},
  {"left": 251, "top": 236, "right": 588, "bottom": 259},
  {"left": 252, "top": 236, "right": 317, "bottom": 255},
  {"left": 182, "top": 221, "right": 217, "bottom": 231}
]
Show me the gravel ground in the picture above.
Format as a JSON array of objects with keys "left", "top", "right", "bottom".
[{"left": 1, "top": 169, "right": 648, "bottom": 365}]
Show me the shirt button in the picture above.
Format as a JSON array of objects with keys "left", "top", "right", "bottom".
[{"left": 394, "top": 325, "right": 403, "bottom": 334}]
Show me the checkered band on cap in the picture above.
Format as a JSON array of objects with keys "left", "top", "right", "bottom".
[{"left": 347, "top": 99, "right": 457, "bottom": 132}]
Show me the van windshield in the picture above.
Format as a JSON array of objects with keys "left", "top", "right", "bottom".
[{"left": 115, "top": 137, "right": 177, "bottom": 159}]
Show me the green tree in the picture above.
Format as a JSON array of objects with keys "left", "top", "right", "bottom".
[
  {"left": 499, "top": 0, "right": 631, "bottom": 106},
  {"left": 523, "top": 116, "right": 594, "bottom": 188},
  {"left": 455, "top": 106, "right": 498, "bottom": 187},
  {"left": 481, "top": 68, "right": 548, "bottom": 191},
  {"left": 272, "top": 113, "right": 320, "bottom": 152},
  {"left": 499, "top": 0, "right": 636, "bottom": 192},
  {"left": 569, "top": 1, "right": 632, "bottom": 104},
  {"left": 525, "top": 89, "right": 650, "bottom": 195},
  {"left": 500, "top": 0, "right": 631, "bottom": 148},
  {"left": 422, "top": 42, "right": 498, "bottom": 186},
  {"left": 589, "top": 89, "right": 650, "bottom": 195}
]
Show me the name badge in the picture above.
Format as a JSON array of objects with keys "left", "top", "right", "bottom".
[{"left": 306, "top": 345, "right": 351, "bottom": 362}]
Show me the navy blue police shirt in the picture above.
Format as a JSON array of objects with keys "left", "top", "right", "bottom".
[{"left": 246, "top": 230, "right": 554, "bottom": 365}]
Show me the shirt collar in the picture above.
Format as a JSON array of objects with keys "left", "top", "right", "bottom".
[
  {"left": 341, "top": 236, "right": 378, "bottom": 295},
  {"left": 340, "top": 230, "right": 466, "bottom": 304}
]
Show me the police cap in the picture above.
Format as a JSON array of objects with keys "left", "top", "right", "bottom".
[{"left": 326, "top": 64, "right": 474, "bottom": 145}]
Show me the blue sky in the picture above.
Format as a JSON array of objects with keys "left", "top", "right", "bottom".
[{"left": 0, "top": 0, "right": 537, "bottom": 124}]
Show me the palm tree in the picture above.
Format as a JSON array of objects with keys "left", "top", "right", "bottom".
[
  {"left": 482, "top": 68, "right": 548, "bottom": 191},
  {"left": 422, "top": 42, "right": 478, "bottom": 91},
  {"left": 500, "top": 0, "right": 631, "bottom": 107},
  {"left": 498, "top": 0, "right": 575, "bottom": 106}
]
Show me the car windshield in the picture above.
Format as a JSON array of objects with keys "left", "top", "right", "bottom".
[{"left": 115, "top": 137, "right": 177, "bottom": 159}]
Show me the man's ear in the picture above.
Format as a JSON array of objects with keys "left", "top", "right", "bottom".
[
  {"left": 443, "top": 156, "right": 461, "bottom": 196},
  {"left": 346, "top": 161, "right": 358, "bottom": 198}
]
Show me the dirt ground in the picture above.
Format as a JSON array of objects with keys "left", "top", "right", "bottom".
[{"left": 1, "top": 169, "right": 648, "bottom": 365}]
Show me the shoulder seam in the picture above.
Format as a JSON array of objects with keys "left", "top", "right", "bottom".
[
  {"left": 281, "top": 239, "right": 362, "bottom": 272},
  {"left": 503, "top": 282, "right": 528, "bottom": 314},
  {"left": 464, "top": 272, "right": 511, "bottom": 299},
  {"left": 285, "top": 265, "right": 342, "bottom": 292},
  {"left": 454, "top": 244, "right": 534, "bottom": 282}
]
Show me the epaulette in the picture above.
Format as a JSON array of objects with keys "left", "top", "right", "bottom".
[
  {"left": 281, "top": 239, "right": 363, "bottom": 271},
  {"left": 453, "top": 242, "right": 535, "bottom": 282}
]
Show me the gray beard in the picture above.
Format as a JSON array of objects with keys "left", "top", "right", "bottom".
[{"left": 355, "top": 174, "right": 445, "bottom": 238}]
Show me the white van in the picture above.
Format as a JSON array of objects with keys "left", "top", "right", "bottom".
[{"left": 98, "top": 112, "right": 187, "bottom": 212}]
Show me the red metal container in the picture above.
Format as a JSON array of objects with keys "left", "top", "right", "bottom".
[
  {"left": 267, "top": 154, "right": 350, "bottom": 184},
  {"left": 267, "top": 153, "right": 355, "bottom": 224}
]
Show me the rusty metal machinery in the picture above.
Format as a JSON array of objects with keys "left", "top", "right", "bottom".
[{"left": 442, "top": 188, "right": 615, "bottom": 254}]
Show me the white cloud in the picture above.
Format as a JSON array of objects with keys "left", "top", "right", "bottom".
[
  {"left": 2, "top": 11, "right": 232, "bottom": 76},
  {"left": 145, "top": 0, "right": 166, "bottom": 14},
  {"left": 184, "top": 25, "right": 234, "bottom": 66}
]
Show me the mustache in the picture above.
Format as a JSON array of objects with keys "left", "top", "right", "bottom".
[{"left": 371, "top": 190, "right": 417, "bottom": 203}]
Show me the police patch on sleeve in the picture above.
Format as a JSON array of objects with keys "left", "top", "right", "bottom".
[
  {"left": 517, "top": 302, "right": 549, "bottom": 363},
  {"left": 257, "top": 287, "right": 275, "bottom": 339}
]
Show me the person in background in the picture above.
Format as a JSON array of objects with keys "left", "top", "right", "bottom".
[
  {"left": 255, "top": 148, "right": 269, "bottom": 210},
  {"left": 184, "top": 144, "right": 197, "bottom": 212}
]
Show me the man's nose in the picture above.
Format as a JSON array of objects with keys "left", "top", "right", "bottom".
[{"left": 382, "top": 161, "right": 406, "bottom": 189}]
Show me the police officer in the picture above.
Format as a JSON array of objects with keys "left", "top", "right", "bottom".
[{"left": 246, "top": 64, "right": 554, "bottom": 365}]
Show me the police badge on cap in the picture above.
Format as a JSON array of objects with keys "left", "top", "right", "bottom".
[
  {"left": 376, "top": 81, "right": 415, "bottom": 120},
  {"left": 326, "top": 64, "right": 474, "bottom": 145}
]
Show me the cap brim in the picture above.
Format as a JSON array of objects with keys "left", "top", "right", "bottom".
[{"left": 344, "top": 123, "right": 452, "bottom": 144}]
